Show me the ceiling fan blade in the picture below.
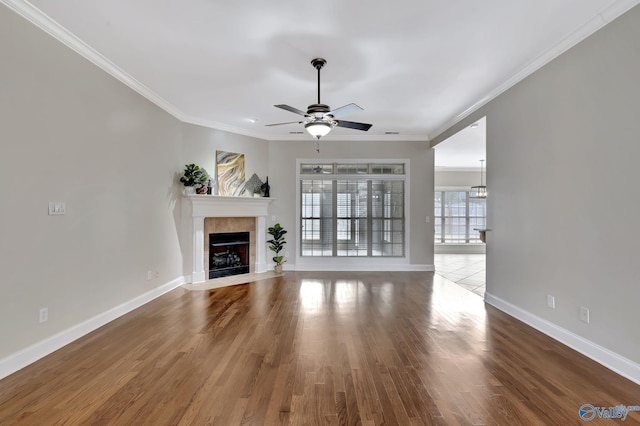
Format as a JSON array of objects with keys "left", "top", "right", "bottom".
[
  {"left": 265, "top": 121, "right": 303, "bottom": 127},
  {"left": 330, "top": 103, "right": 363, "bottom": 118},
  {"left": 336, "top": 120, "right": 372, "bottom": 131},
  {"left": 274, "top": 104, "right": 307, "bottom": 116}
]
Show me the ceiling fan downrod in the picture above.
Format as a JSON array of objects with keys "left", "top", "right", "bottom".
[{"left": 311, "top": 58, "right": 326, "bottom": 105}]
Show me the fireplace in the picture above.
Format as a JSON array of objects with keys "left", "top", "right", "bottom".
[
  {"left": 209, "top": 232, "right": 250, "bottom": 279},
  {"left": 183, "top": 195, "right": 274, "bottom": 283}
]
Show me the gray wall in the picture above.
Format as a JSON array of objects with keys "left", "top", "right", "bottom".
[
  {"left": 0, "top": 6, "right": 184, "bottom": 359},
  {"left": 432, "top": 5, "right": 640, "bottom": 365},
  {"left": 181, "top": 124, "right": 269, "bottom": 184},
  {"left": 435, "top": 170, "right": 480, "bottom": 188},
  {"left": 267, "top": 139, "right": 434, "bottom": 269},
  {"left": 7, "top": 0, "right": 638, "bottom": 381},
  {"left": 0, "top": 0, "right": 434, "bottom": 368},
  {"left": 179, "top": 123, "right": 269, "bottom": 274}
]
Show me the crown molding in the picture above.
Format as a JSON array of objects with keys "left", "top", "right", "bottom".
[
  {"left": 1, "top": 0, "right": 431, "bottom": 143},
  {"left": 179, "top": 115, "right": 272, "bottom": 141},
  {"left": 0, "top": 0, "right": 190, "bottom": 119},
  {"left": 6, "top": 0, "right": 637, "bottom": 144},
  {"left": 429, "top": 0, "right": 640, "bottom": 140},
  {"left": 0, "top": 0, "right": 273, "bottom": 140}
]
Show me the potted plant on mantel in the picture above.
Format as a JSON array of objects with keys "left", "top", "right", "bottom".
[
  {"left": 267, "top": 223, "right": 287, "bottom": 273},
  {"left": 180, "top": 163, "right": 208, "bottom": 195}
]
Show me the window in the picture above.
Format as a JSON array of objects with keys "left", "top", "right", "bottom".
[
  {"left": 434, "top": 190, "right": 486, "bottom": 243},
  {"left": 336, "top": 192, "right": 353, "bottom": 240},
  {"left": 301, "top": 193, "right": 320, "bottom": 240},
  {"left": 383, "top": 193, "right": 392, "bottom": 242},
  {"left": 300, "top": 162, "right": 406, "bottom": 257}
]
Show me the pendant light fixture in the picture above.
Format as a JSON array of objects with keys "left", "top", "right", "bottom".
[{"left": 470, "top": 159, "right": 487, "bottom": 198}]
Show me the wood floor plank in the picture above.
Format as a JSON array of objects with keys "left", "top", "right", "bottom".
[{"left": 1, "top": 271, "right": 639, "bottom": 425}]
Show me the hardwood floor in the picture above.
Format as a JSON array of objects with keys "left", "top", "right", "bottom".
[{"left": 1, "top": 272, "right": 639, "bottom": 425}]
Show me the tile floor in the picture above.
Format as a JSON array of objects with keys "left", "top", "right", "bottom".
[{"left": 434, "top": 253, "right": 486, "bottom": 297}]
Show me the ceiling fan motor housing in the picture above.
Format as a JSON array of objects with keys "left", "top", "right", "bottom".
[{"left": 307, "top": 103, "right": 331, "bottom": 116}]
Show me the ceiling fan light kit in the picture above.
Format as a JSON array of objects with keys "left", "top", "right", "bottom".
[
  {"left": 305, "top": 121, "right": 333, "bottom": 138},
  {"left": 266, "top": 58, "right": 372, "bottom": 141}
]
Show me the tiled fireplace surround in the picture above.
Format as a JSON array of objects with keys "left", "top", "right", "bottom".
[{"left": 184, "top": 195, "right": 274, "bottom": 283}]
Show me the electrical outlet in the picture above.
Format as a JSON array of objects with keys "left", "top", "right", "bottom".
[
  {"left": 39, "top": 307, "right": 48, "bottom": 323},
  {"left": 147, "top": 270, "right": 152, "bottom": 280},
  {"left": 579, "top": 306, "right": 590, "bottom": 323},
  {"left": 547, "top": 295, "right": 555, "bottom": 309}
]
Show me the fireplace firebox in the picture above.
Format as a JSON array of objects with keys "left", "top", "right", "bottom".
[{"left": 209, "top": 232, "right": 250, "bottom": 279}]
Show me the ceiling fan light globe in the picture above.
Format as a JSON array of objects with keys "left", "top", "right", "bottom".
[{"left": 305, "top": 121, "right": 332, "bottom": 138}]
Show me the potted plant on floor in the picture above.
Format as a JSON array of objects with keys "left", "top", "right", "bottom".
[
  {"left": 267, "top": 223, "right": 287, "bottom": 273},
  {"left": 180, "top": 163, "right": 209, "bottom": 194}
]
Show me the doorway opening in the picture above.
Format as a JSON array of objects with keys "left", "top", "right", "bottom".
[{"left": 432, "top": 116, "right": 487, "bottom": 297}]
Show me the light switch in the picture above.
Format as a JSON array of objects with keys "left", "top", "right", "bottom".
[{"left": 48, "top": 202, "right": 66, "bottom": 215}]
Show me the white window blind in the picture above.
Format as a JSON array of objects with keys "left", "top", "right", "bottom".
[
  {"left": 300, "top": 163, "right": 406, "bottom": 257},
  {"left": 434, "top": 190, "right": 486, "bottom": 243}
]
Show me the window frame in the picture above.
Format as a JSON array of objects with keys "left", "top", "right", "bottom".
[
  {"left": 296, "top": 159, "right": 411, "bottom": 267},
  {"left": 434, "top": 188, "right": 486, "bottom": 244}
]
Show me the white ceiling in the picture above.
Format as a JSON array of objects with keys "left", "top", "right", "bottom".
[
  {"left": 434, "top": 116, "right": 486, "bottom": 170},
  {"left": 5, "top": 0, "right": 638, "bottom": 142}
]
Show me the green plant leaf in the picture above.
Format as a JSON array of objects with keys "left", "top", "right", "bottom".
[{"left": 268, "top": 223, "right": 287, "bottom": 264}]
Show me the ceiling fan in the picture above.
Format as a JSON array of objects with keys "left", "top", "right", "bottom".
[{"left": 266, "top": 58, "right": 372, "bottom": 139}]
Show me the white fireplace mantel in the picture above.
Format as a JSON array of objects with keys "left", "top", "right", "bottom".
[{"left": 184, "top": 195, "right": 275, "bottom": 283}]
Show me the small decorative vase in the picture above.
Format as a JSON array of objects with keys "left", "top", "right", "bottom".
[
  {"left": 183, "top": 186, "right": 196, "bottom": 195},
  {"left": 274, "top": 264, "right": 283, "bottom": 274}
]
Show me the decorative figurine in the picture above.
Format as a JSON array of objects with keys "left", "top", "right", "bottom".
[{"left": 261, "top": 177, "right": 270, "bottom": 198}]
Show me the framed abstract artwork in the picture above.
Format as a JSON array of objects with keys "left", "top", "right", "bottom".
[{"left": 216, "top": 151, "right": 245, "bottom": 196}]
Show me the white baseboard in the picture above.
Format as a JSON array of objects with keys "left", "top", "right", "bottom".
[
  {"left": 292, "top": 264, "right": 435, "bottom": 272},
  {"left": 0, "top": 276, "right": 186, "bottom": 380},
  {"left": 191, "top": 271, "right": 206, "bottom": 283},
  {"left": 484, "top": 292, "right": 640, "bottom": 386},
  {"left": 435, "top": 244, "right": 486, "bottom": 254}
]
